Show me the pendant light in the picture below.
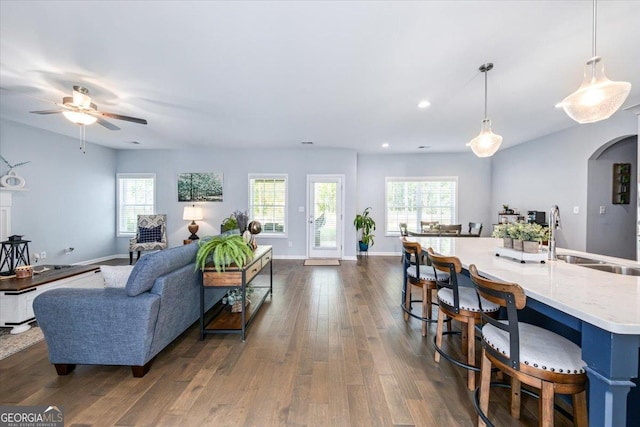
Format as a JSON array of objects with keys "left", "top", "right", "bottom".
[
  {"left": 467, "top": 63, "right": 502, "bottom": 158},
  {"left": 560, "top": 0, "right": 631, "bottom": 123}
]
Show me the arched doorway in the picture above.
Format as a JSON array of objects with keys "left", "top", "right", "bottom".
[{"left": 586, "top": 135, "right": 637, "bottom": 260}]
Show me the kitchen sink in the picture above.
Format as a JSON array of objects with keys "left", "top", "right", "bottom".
[
  {"left": 556, "top": 254, "right": 607, "bottom": 265},
  {"left": 582, "top": 264, "right": 640, "bottom": 276}
]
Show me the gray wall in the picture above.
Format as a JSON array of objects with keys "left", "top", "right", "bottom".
[
  {"left": 356, "top": 152, "right": 493, "bottom": 255},
  {"left": 0, "top": 119, "right": 117, "bottom": 268},
  {"left": 587, "top": 136, "right": 637, "bottom": 260},
  {"left": 115, "top": 147, "right": 358, "bottom": 259},
  {"left": 491, "top": 112, "right": 638, "bottom": 252}
]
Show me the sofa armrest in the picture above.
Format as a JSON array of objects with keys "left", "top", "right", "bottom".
[{"left": 33, "top": 288, "right": 161, "bottom": 366}]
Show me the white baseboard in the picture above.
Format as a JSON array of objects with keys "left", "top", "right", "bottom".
[{"left": 73, "top": 254, "right": 126, "bottom": 265}]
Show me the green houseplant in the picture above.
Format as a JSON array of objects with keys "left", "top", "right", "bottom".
[
  {"left": 354, "top": 207, "right": 376, "bottom": 251},
  {"left": 492, "top": 223, "right": 513, "bottom": 248},
  {"left": 196, "top": 234, "right": 254, "bottom": 272}
]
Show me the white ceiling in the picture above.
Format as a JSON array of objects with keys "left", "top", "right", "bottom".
[{"left": 1, "top": 1, "right": 639, "bottom": 154}]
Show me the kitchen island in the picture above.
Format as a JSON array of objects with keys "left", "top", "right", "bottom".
[{"left": 406, "top": 236, "right": 639, "bottom": 427}]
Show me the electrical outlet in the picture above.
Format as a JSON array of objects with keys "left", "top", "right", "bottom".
[
  {"left": 288, "top": 241, "right": 293, "bottom": 247},
  {"left": 40, "top": 251, "right": 47, "bottom": 259},
  {"left": 573, "top": 206, "right": 579, "bottom": 214}
]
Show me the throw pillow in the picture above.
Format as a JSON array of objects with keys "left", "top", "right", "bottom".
[
  {"left": 138, "top": 225, "right": 163, "bottom": 243},
  {"left": 101, "top": 265, "right": 134, "bottom": 288}
]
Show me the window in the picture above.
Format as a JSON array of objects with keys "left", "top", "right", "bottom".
[
  {"left": 117, "top": 173, "right": 156, "bottom": 236},
  {"left": 385, "top": 177, "right": 457, "bottom": 234},
  {"left": 249, "top": 174, "right": 287, "bottom": 237}
]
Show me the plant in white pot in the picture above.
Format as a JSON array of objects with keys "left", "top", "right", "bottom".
[{"left": 195, "top": 234, "right": 254, "bottom": 272}]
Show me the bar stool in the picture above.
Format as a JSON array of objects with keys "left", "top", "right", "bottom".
[
  {"left": 427, "top": 248, "right": 499, "bottom": 390},
  {"left": 469, "top": 264, "right": 588, "bottom": 427},
  {"left": 401, "top": 240, "right": 446, "bottom": 336}
]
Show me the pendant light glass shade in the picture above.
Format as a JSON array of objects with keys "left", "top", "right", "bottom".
[
  {"left": 468, "top": 63, "right": 502, "bottom": 157},
  {"left": 561, "top": 56, "right": 631, "bottom": 123},
  {"left": 467, "top": 119, "right": 502, "bottom": 157},
  {"left": 561, "top": 0, "right": 632, "bottom": 123}
]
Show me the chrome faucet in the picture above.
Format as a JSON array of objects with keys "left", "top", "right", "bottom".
[{"left": 548, "top": 205, "right": 561, "bottom": 260}]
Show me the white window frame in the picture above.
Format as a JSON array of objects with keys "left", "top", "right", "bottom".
[
  {"left": 384, "top": 176, "right": 458, "bottom": 236},
  {"left": 116, "top": 173, "right": 156, "bottom": 237},
  {"left": 248, "top": 173, "right": 288, "bottom": 238}
]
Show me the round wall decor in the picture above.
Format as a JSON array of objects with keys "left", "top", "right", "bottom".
[{"left": 0, "top": 169, "right": 26, "bottom": 189}]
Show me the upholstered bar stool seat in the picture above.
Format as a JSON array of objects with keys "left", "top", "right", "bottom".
[
  {"left": 437, "top": 287, "right": 499, "bottom": 314},
  {"left": 406, "top": 265, "right": 449, "bottom": 283},
  {"left": 483, "top": 322, "right": 585, "bottom": 375}
]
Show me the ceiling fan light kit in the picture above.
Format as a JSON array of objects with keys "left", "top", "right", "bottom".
[
  {"left": 62, "top": 110, "right": 98, "bottom": 125},
  {"left": 468, "top": 63, "right": 502, "bottom": 158},
  {"left": 561, "top": 0, "right": 632, "bottom": 123}
]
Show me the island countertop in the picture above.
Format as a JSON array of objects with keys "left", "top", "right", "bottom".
[{"left": 406, "top": 237, "right": 640, "bottom": 335}]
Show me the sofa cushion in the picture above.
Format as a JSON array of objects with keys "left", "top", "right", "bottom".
[
  {"left": 138, "top": 225, "right": 163, "bottom": 243},
  {"left": 126, "top": 243, "right": 199, "bottom": 297},
  {"left": 101, "top": 265, "right": 134, "bottom": 288}
]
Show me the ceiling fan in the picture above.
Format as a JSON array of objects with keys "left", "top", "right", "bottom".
[{"left": 29, "top": 85, "right": 148, "bottom": 131}]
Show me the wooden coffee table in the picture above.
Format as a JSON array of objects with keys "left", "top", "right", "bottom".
[{"left": 0, "top": 265, "right": 103, "bottom": 334}]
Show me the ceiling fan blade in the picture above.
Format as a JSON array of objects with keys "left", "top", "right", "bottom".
[
  {"left": 96, "top": 117, "right": 120, "bottom": 131},
  {"left": 95, "top": 111, "right": 148, "bottom": 125},
  {"left": 30, "top": 109, "right": 64, "bottom": 114}
]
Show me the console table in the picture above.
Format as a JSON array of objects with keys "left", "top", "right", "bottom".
[
  {"left": 200, "top": 245, "right": 272, "bottom": 341},
  {"left": 0, "top": 265, "right": 102, "bottom": 333}
]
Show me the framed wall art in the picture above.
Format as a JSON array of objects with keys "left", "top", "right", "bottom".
[{"left": 178, "top": 173, "right": 223, "bottom": 202}]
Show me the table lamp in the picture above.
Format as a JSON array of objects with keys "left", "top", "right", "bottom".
[{"left": 183, "top": 205, "right": 204, "bottom": 240}]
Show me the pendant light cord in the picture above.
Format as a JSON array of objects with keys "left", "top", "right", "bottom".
[
  {"left": 592, "top": 0, "right": 597, "bottom": 58},
  {"left": 484, "top": 68, "right": 488, "bottom": 120}
]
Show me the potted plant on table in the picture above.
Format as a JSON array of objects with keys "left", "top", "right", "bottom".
[
  {"left": 195, "top": 234, "right": 254, "bottom": 272},
  {"left": 502, "top": 222, "right": 548, "bottom": 253},
  {"left": 354, "top": 207, "right": 376, "bottom": 252},
  {"left": 492, "top": 223, "right": 513, "bottom": 248}
]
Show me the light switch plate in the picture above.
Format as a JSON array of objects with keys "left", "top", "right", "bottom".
[
  {"left": 573, "top": 206, "right": 579, "bottom": 214},
  {"left": 599, "top": 206, "right": 606, "bottom": 215}
]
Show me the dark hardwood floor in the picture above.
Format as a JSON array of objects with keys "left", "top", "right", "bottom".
[{"left": 0, "top": 257, "right": 574, "bottom": 426}]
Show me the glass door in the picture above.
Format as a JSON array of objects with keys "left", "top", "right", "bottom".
[{"left": 307, "top": 175, "right": 343, "bottom": 259}]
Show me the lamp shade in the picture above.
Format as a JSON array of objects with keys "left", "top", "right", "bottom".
[
  {"left": 467, "top": 119, "right": 502, "bottom": 158},
  {"left": 62, "top": 111, "right": 98, "bottom": 125},
  {"left": 561, "top": 57, "right": 632, "bottom": 124},
  {"left": 183, "top": 206, "right": 203, "bottom": 221}
]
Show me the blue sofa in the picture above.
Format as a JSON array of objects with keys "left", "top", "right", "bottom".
[{"left": 33, "top": 241, "right": 224, "bottom": 377}]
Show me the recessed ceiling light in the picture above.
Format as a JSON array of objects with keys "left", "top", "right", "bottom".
[
  {"left": 382, "top": 143, "right": 389, "bottom": 148},
  {"left": 554, "top": 102, "right": 564, "bottom": 109},
  {"left": 418, "top": 145, "right": 430, "bottom": 149},
  {"left": 129, "top": 141, "right": 141, "bottom": 145},
  {"left": 417, "top": 100, "right": 431, "bottom": 109},
  {"left": 301, "top": 141, "right": 314, "bottom": 145}
]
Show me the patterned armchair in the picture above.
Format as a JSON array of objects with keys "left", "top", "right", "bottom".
[{"left": 129, "top": 214, "right": 167, "bottom": 264}]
